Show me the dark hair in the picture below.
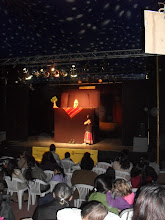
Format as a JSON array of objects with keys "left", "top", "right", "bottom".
[
  {"left": 133, "top": 184, "right": 165, "bottom": 220},
  {"left": 40, "top": 151, "right": 57, "bottom": 165},
  {"left": 80, "top": 152, "right": 94, "bottom": 170},
  {"left": 24, "top": 156, "right": 36, "bottom": 181},
  {"left": 6, "top": 159, "right": 18, "bottom": 178},
  {"left": 53, "top": 183, "right": 72, "bottom": 206},
  {"left": 119, "top": 153, "right": 131, "bottom": 170},
  {"left": 131, "top": 166, "right": 142, "bottom": 178},
  {"left": 105, "top": 167, "right": 115, "bottom": 181},
  {"left": 94, "top": 174, "right": 112, "bottom": 193},
  {"left": 81, "top": 201, "right": 108, "bottom": 220},
  {"left": 54, "top": 163, "right": 65, "bottom": 177},
  {"left": 50, "top": 144, "right": 56, "bottom": 152},
  {"left": 65, "top": 152, "right": 70, "bottom": 158}
]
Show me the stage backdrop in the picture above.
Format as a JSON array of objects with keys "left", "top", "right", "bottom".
[{"left": 54, "top": 108, "right": 95, "bottom": 143}]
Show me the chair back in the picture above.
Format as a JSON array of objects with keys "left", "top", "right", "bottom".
[
  {"left": 119, "top": 208, "right": 133, "bottom": 220},
  {"left": 65, "top": 172, "right": 73, "bottom": 187},
  {"left": 49, "top": 180, "right": 60, "bottom": 192},
  {"left": 28, "top": 179, "right": 50, "bottom": 195},
  {"left": 92, "top": 167, "right": 106, "bottom": 175},
  {"left": 115, "top": 170, "right": 130, "bottom": 181},
  {"left": 71, "top": 165, "right": 81, "bottom": 172},
  {"left": 44, "top": 170, "right": 54, "bottom": 182},
  {"left": 61, "top": 160, "right": 75, "bottom": 173},
  {"left": 4, "top": 176, "right": 26, "bottom": 192},
  {"left": 74, "top": 184, "right": 93, "bottom": 208},
  {"left": 96, "top": 162, "right": 111, "bottom": 170}
]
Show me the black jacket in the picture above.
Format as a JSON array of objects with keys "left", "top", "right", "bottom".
[{"left": 32, "top": 198, "right": 69, "bottom": 220}]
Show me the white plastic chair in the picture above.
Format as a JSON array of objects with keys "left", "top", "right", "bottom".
[
  {"left": 92, "top": 167, "right": 106, "bottom": 175},
  {"left": 44, "top": 170, "right": 54, "bottom": 182},
  {"left": 115, "top": 170, "right": 130, "bottom": 181},
  {"left": 61, "top": 160, "right": 75, "bottom": 173},
  {"left": 74, "top": 184, "right": 93, "bottom": 208},
  {"left": 119, "top": 208, "right": 133, "bottom": 220},
  {"left": 96, "top": 162, "right": 112, "bottom": 170},
  {"left": 71, "top": 165, "right": 81, "bottom": 172},
  {"left": 4, "top": 176, "right": 28, "bottom": 210},
  {"left": 49, "top": 180, "right": 60, "bottom": 192},
  {"left": 65, "top": 172, "right": 73, "bottom": 187},
  {"left": 27, "top": 179, "right": 50, "bottom": 210}
]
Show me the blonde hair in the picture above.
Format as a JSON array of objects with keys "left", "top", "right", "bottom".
[{"left": 113, "top": 179, "right": 132, "bottom": 197}]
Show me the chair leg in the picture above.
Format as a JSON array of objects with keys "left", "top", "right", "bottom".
[
  {"left": 27, "top": 193, "right": 31, "bottom": 211},
  {"left": 17, "top": 191, "right": 23, "bottom": 210}
]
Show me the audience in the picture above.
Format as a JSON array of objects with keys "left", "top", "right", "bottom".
[
  {"left": 17, "top": 151, "right": 30, "bottom": 170},
  {"left": 133, "top": 184, "right": 165, "bottom": 220},
  {"left": 106, "top": 178, "right": 135, "bottom": 211},
  {"left": 50, "top": 163, "right": 66, "bottom": 183},
  {"left": 24, "top": 156, "right": 49, "bottom": 192},
  {"left": 62, "top": 152, "right": 74, "bottom": 162},
  {"left": 105, "top": 167, "right": 115, "bottom": 183},
  {"left": 71, "top": 152, "right": 97, "bottom": 187},
  {"left": 39, "top": 151, "right": 58, "bottom": 171},
  {"left": 88, "top": 174, "right": 118, "bottom": 215},
  {"left": 32, "top": 183, "right": 72, "bottom": 220},
  {"left": 49, "top": 144, "right": 62, "bottom": 167}
]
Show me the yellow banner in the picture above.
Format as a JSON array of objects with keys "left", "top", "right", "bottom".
[{"left": 32, "top": 146, "right": 98, "bottom": 165}]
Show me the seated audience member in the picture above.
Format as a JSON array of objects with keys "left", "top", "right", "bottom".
[
  {"left": 5, "top": 159, "right": 27, "bottom": 202},
  {"left": 131, "top": 166, "right": 142, "bottom": 188},
  {"left": 39, "top": 151, "right": 58, "bottom": 171},
  {"left": 17, "top": 151, "right": 30, "bottom": 170},
  {"left": 32, "top": 183, "right": 73, "bottom": 220},
  {"left": 82, "top": 201, "right": 120, "bottom": 220},
  {"left": 50, "top": 163, "right": 66, "bottom": 183},
  {"left": 57, "top": 201, "right": 120, "bottom": 220},
  {"left": 106, "top": 167, "right": 115, "bottom": 183},
  {"left": 71, "top": 152, "right": 97, "bottom": 187},
  {"left": 132, "top": 184, "right": 165, "bottom": 220},
  {"left": 106, "top": 179, "right": 135, "bottom": 211},
  {"left": 24, "top": 156, "right": 49, "bottom": 192},
  {"left": 88, "top": 174, "right": 118, "bottom": 215},
  {"left": 49, "top": 144, "right": 62, "bottom": 167},
  {"left": 5, "top": 159, "right": 27, "bottom": 189},
  {"left": 62, "top": 152, "right": 74, "bottom": 162},
  {"left": 113, "top": 150, "right": 133, "bottom": 174}
]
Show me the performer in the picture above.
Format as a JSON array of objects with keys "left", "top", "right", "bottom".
[{"left": 83, "top": 115, "right": 93, "bottom": 145}]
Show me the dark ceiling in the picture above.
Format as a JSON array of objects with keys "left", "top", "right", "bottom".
[{"left": 0, "top": 0, "right": 161, "bottom": 83}]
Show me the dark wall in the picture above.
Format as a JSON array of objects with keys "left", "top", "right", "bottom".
[
  {"left": 6, "top": 85, "right": 29, "bottom": 140},
  {"left": 122, "top": 80, "right": 156, "bottom": 146}
]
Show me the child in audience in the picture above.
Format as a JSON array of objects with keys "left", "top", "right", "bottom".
[
  {"left": 106, "top": 179, "right": 135, "bottom": 211},
  {"left": 50, "top": 164, "right": 66, "bottom": 183},
  {"left": 88, "top": 174, "right": 118, "bottom": 215}
]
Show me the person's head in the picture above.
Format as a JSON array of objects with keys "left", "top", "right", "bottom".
[
  {"left": 50, "top": 144, "right": 56, "bottom": 152},
  {"left": 131, "top": 166, "right": 142, "bottom": 178},
  {"left": 54, "top": 163, "right": 65, "bottom": 177},
  {"left": 81, "top": 201, "right": 108, "bottom": 220},
  {"left": 133, "top": 184, "right": 165, "bottom": 220},
  {"left": 94, "top": 174, "right": 112, "bottom": 193},
  {"left": 80, "top": 152, "right": 94, "bottom": 170},
  {"left": 53, "top": 183, "right": 72, "bottom": 206},
  {"left": 41, "top": 151, "right": 57, "bottom": 164},
  {"left": 65, "top": 152, "right": 70, "bottom": 158},
  {"left": 105, "top": 167, "right": 115, "bottom": 181},
  {"left": 113, "top": 179, "right": 132, "bottom": 197},
  {"left": 119, "top": 153, "right": 131, "bottom": 170},
  {"left": 6, "top": 159, "right": 18, "bottom": 176}
]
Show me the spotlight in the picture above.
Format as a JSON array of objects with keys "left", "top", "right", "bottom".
[{"left": 98, "top": 78, "right": 102, "bottom": 83}]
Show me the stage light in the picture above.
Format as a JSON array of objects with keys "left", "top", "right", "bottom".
[
  {"left": 78, "top": 80, "right": 82, "bottom": 84},
  {"left": 25, "top": 75, "right": 33, "bottom": 80},
  {"left": 98, "top": 78, "right": 102, "bottom": 83},
  {"left": 51, "top": 67, "right": 55, "bottom": 72}
]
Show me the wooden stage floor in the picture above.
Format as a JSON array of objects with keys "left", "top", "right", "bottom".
[{"left": 7, "top": 136, "right": 132, "bottom": 152}]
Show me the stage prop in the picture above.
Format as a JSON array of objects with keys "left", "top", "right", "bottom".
[
  {"left": 54, "top": 108, "right": 95, "bottom": 143},
  {"left": 32, "top": 146, "right": 98, "bottom": 164},
  {"left": 144, "top": 10, "right": 165, "bottom": 55}
]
